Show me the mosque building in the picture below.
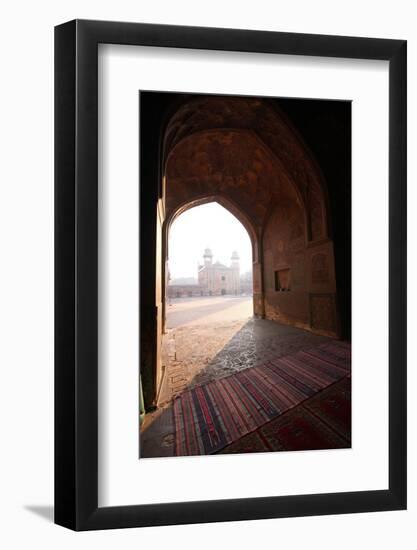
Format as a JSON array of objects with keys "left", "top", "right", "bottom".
[
  {"left": 168, "top": 248, "right": 241, "bottom": 298},
  {"left": 198, "top": 248, "right": 240, "bottom": 296}
]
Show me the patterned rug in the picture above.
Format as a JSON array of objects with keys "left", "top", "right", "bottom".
[
  {"left": 173, "top": 341, "right": 351, "bottom": 456},
  {"left": 220, "top": 376, "right": 351, "bottom": 454}
]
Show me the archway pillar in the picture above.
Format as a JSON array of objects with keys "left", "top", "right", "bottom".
[
  {"left": 252, "top": 260, "right": 264, "bottom": 317},
  {"left": 154, "top": 198, "right": 165, "bottom": 404},
  {"left": 252, "top": 231, "right": 265, "bottom": 317}
]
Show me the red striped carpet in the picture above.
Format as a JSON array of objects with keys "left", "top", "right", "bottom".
[
  {"left": 173, "top": 341, "right": 351, "bottom": 456},
  {"left": 220, "top": 376, "right": 351, "bottom": 454}
]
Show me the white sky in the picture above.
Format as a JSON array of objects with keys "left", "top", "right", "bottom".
[{"left": 168, "top": 202, "right": 252, "bottom": 280}]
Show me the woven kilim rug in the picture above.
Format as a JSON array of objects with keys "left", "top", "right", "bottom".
[
  {"left": 220, "top": 376, "right": 351, "bottom": 454},
  {"left": 173, "top": 341, "right": 351, "bottom": 456}
]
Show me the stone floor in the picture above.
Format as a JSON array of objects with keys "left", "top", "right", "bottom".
[
  {"left": 157, "top": 296, "right": 329, "bottom": 404},
  {"left": 141, "top": 296, "right": 335, "bottom": 458}
]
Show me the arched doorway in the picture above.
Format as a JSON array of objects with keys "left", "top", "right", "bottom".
[
  {"left": 142, "top": 95, "right": 342, "bottom": 409},
  {"left": 158, "top": 201, "right": 254, "bottom": 403},
  {"left": 163, "top": 195, "right": 258, "bottom": 333},
  {"left": 166, "top": 202, "right": 253, "bottom": 303}
]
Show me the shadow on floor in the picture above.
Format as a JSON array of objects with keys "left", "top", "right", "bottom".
[
  {"left": 158, "top": 317, "right": 331, "bottom": 404},
  {"left": 141, "top": 318, "right": 350, "bottom": 458}
]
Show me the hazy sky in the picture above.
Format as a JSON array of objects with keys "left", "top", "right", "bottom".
[{"left": 168, "top": 203, "right": 252, "bottom": 280}]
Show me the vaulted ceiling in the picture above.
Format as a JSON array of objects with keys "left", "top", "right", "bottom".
[{"left": 164, "top": 96, "right": 328, "bottom": 241}]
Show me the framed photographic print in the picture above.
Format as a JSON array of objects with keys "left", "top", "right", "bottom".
[{"left": 55, "top": 20, "right": 407, "bottom": 530}]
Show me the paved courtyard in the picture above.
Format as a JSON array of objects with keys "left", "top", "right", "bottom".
[
  {"left": 141, "top": 295, "right": 335, "bottom": 457},
  {"left": 165, "top": 295, "right": 253, "bottom": 329},
  {"left": 159, "top": 296, "right": 253, "bottom": 402}
]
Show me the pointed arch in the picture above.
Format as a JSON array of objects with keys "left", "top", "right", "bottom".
[
  {"left": 165, "top": 193, "right": 259, "bottom": 263},
  {"left": 140, "top": 94, "right": 343, "bottom": 409},
  {"left": 162, "top": 95, "right": 330, "bottom": 242},
  {"left": 161, "top": 195, "right": 259, "bottom": 332}
]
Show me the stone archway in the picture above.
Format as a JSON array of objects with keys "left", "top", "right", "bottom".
[
  {"left": 162, "top": 96, "right": 331, "bottom": 243},
  {"left": 144, "top": 95, "right": 341, "bottom": 408},
  {"left": 163, "top": 194, "right": 259, "bottom": 330}
]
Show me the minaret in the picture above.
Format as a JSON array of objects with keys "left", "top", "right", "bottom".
[
  {"left": 231, "top": 250, "right": 240, "bottom": 270},
  {"left": 203, "top": 247, "right": 213, "bottom": 266}
]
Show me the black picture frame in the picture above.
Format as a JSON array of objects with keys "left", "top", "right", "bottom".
[{"left": 55, "top": 19, "right": 407, "bottom": 531}]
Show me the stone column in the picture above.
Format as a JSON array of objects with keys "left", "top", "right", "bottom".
[{"left": 252, "top": 261, "right": 265, "bottom": 317}]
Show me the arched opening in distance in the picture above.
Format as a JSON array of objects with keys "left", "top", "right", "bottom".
[
  {"left": 163, "top": 195, "right": 258, "bottom": 328},
  {"left": 167, "top": 201, "right": 253, "bottom": 306}
]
